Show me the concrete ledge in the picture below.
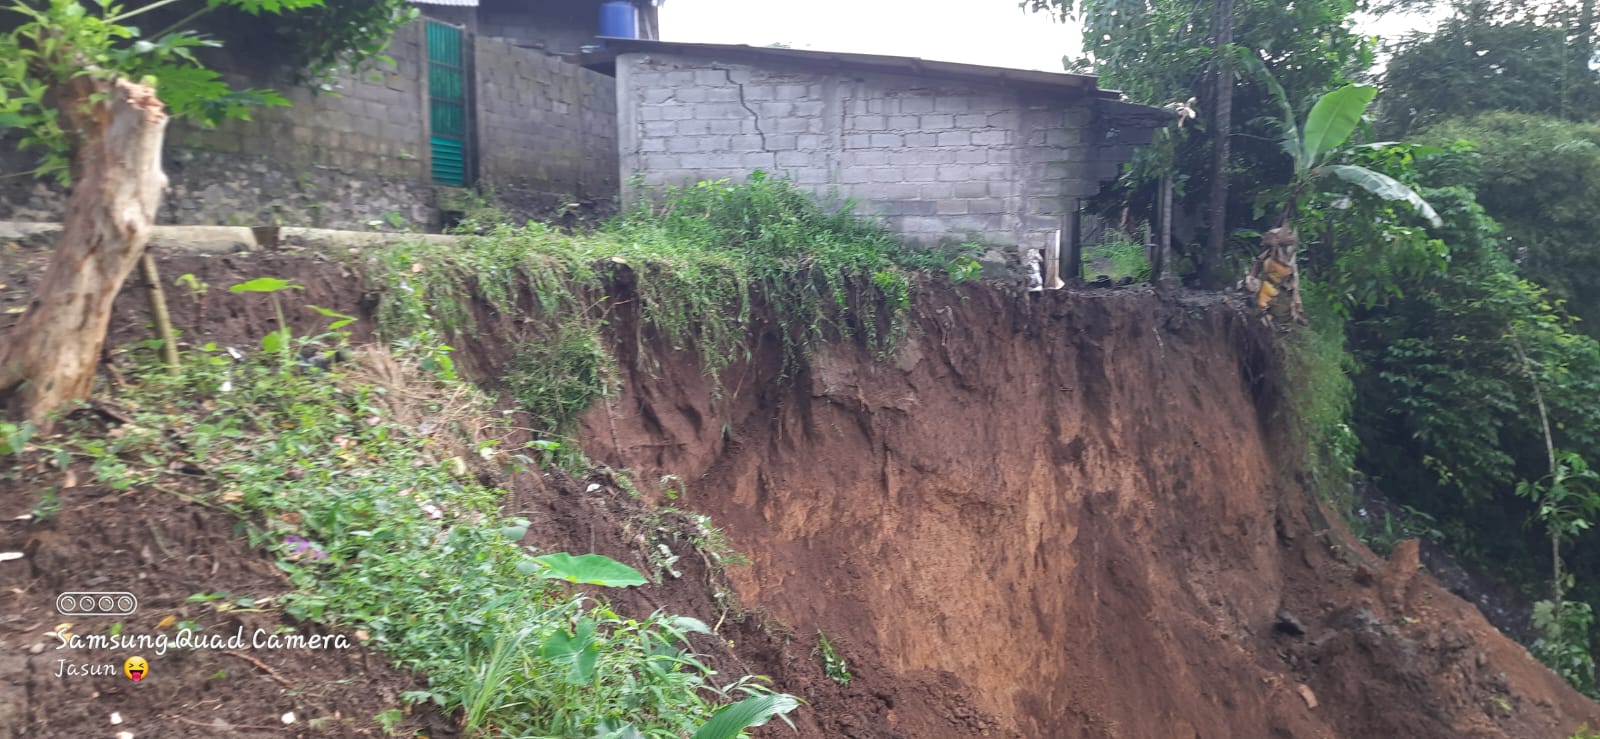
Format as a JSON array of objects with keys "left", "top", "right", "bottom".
[{"left": 1, "top": 221, "right": 465, "bottom": 255}]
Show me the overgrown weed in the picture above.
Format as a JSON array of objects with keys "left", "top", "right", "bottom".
[{"left": 19, "top": 334, "right": 794, "bottom": 737}]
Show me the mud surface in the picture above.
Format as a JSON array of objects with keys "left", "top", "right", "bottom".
[{"left": 3, "top": 244, "right": 1599, "bottom": 738}]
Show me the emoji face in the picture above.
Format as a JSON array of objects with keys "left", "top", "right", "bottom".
[{"left": 123, "top": 656, "right": 148, "bottom": 682}]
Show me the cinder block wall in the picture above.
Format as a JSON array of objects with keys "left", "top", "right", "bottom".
[
  {"left": 616, "top": 52, "right": 1134, "bottom": 253},
  {"left": 0, "top": 21, "right": 622, "bottom": 231},
  {"left": 476, "top": 35, "right": 619, "bottom": 214}
]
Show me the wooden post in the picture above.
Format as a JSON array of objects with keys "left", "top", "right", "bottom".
[
  {"left": 1064, "top": 202, "right": 1083, "bottom": 284},
  {"left": 1044, "top": 231, "right": 1063, "bottom": 290}
]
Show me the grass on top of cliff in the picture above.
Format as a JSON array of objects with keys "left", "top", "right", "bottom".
[{"left": 373, "top": 173, "right": 981, "bottom": 388}]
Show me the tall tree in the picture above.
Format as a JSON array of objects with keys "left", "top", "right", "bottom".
[
  {"left": 1026, "top": 0, "right": 1372, "bottom": 281},
  {"left": 1203, "top": 0, "right": 1236, "bottom": 288}
]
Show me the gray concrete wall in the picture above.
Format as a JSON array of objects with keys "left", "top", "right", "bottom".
[
  {"left": 475, "top": 35, "right": 619, "bottom": 213},
  {"left": 616, "top": 51, "right": 1148, "bottom": 254},
  {"left": 0, "top": 20, "right": 621, "bottom": 230}
]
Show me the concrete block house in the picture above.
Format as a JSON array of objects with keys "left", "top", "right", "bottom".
[
  {"left": 593, "top": 39, "right": 1167, "bottom": 261},
  {"left": 1, "top": 1, "right": 1165, "bottom": 263},
  {"left": 0, "top": 0, "right": 657, "bottom": 230}
]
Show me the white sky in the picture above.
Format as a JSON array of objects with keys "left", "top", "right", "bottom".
[{"left": 661, "top": 0, "right": 1449, "bottom": 73}]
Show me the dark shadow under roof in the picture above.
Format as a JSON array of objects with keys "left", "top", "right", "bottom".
[{"left": 582, "top": 37, "right": 1123, "bottom": 99}]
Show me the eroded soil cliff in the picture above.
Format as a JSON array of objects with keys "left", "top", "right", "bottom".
[{"left": 3, "top": 245, "right": 1598, "bottom": 738}]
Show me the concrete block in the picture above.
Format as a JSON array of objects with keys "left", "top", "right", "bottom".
[
  {"left": 953, "top": 181, "right": 989, "bottom": 198},
  {"left": 972, "top": 130, "right": 1009, "bottom": 146},
  {"left": 901, "top": 165, "right": 937, "bottom": 182},
  {"left": 840, "top": 168, "right": 872, "bottom": 184},
  {"left": 956, "top": 113, "right": 989, "bottom": 128},
  {"left": 904, "top": 133, "right": 938, "bottom": 147},
  {"left": 775, "top": 150, "right": 812, "bottom": 167},
  {"left": 918, "top": 182, "right": 955, "bottom": 200},
  {"left": 884, "top": 200, "right": 936, "bottom": 216},
  {"left": 888, "top": 115, "right": 920, "bottom": 130},
  {"left": 677, "top": 120, "right": 712, "bottom": 135},
  {"left": 869, "top": 133, "right": 903, "bottom": 147},
  {"left": 870, "top": 167, "right": 905, "bottom": 183},
  {"left": 694, "top": 69, "right": 729, "bottom": 85},
  {"left": 937, "top": 164, "right": 974, "bottom": 182},
  {"left": 846, "top": 150, "right": 890, "bottom": 166},
  {"left": 792, "top": 101, "right": 826, "bottom": 117},
  {"left": 851, "top": 115, "right": 887, "bottom": 131},
  {"left": 934, "top": 96, "right": 969, "bottom": 113},
  {"left": 1046, "top": 128, "right": 1083, "bottom": 147},
  {"left": 776, "top": 117, "right": 813, "bottom": 133},
  {"left": 954, "top": 149, "right": 988, "bottom": 164},
  {"left": 899, "top": 96, "right": 934, "bottom": 114},
  {"left": 767, "top": 133, "right": 799, "bottom": 150},
  {"left": 937, "top": 200, "right": 969, "bottom": 215},
  {"left": 936, "top": 131, "right": 971, "bottom": 147},
  {"left": 760, "top": 101, "right": 797, "bottom": 117},
  {"left": 796, "top": 134, "right": 824, "bottom": 150},
  {"left": 698, "top": 135, "right": 735, "bottom": 152},
  {"left": 920, "top": 114, "right": 954, "bottom": 130},
  {"left": 844, "top": 133, "right": 872, "bottom": 149},
  {"left": 967, "top": 198, "right": 1006, "bottom": 214}
]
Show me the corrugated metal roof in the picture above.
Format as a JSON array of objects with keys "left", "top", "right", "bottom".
[
  {"left": 589, "top": 38, "right": 1123, "bottom": 98},
  {"left": 410, "top": 0, "right": 479, "bottom": 7}
]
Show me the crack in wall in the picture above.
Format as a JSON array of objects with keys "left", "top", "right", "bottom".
[{"left": 716, "top": 66, "right": 768, "bottom": 152}]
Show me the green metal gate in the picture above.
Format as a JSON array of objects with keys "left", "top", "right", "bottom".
[{"left": 426, "top": 20, "right": 470, "bottom": 186}]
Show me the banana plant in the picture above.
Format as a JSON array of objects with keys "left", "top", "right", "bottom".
[
  {"left": 1234, "top": 48, "right": 1440, "bottom": 322},
  {"left": 1238, "top": 48, "right": 1441, "bottom": 229}
]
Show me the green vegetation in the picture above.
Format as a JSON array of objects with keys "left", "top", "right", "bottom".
[
  {"left": 1, "top": 0, "right": 417, "bottom": 181},
  {"left": 372, "top": 173, "right": 976, "bottom": 449},
  {"left": 813, "top": 631, "right": 851, "bottom": 686},
  {"left": 1081, "top": 238, "right": 1151, "bottom": 281},
  {"left": 17, "top": 311, "right": 794, "bottom": 736},
  {"left": 1032, "top": 0, "right": 1600, "bottom": 697}
]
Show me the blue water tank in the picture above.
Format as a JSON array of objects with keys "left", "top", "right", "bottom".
[{"left": 599, "top": 1, "right": 638, "bottom": 40}]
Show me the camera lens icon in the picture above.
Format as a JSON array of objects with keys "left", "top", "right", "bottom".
[{"left": 57, "top": 592, "right": 137, "bottom": 617}]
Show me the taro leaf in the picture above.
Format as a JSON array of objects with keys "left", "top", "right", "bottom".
[
  {"left": 539, "top": 617, "right": 600, "bottom": 684},
  {"left": 532, "top": 552, "right": 647, "bottom": 587},
  {"left": 691, "top": 694, "right": 802, "bottom": 739},
  {"left": 514, "top": 557, "right": 539, "bottom": 576},
  {"left": 229, "top": 277, "right": 300, "bottom": 293}
]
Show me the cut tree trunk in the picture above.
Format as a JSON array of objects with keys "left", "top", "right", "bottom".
[{"left": 0, "top": 76, "right": 169, "bottom": 430}]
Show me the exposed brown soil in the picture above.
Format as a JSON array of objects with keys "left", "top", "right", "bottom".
[{"left": 3, "top": 243, "right": 1600, "bottom": 738}]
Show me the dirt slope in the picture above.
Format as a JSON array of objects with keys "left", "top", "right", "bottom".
[
  {"left": 5, "top": 245, "right": 1599, "bottom": 737},
  {"left": 580, "top": 281, "right": 1600, "bottom": 738}
]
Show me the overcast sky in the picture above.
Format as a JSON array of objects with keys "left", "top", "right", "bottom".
[{"left": 660, "top": 0, "right": 1447, "bottom": 73}]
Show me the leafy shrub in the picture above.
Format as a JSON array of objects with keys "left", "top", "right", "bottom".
[{"left": 31, "top": 339, "right": 795, "bottom": 737}]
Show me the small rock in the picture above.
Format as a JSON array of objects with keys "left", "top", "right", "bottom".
[
  {"left": 281, "top": 711, "right": 296, "bottom": 724},
  {"left": 110, "top": 712, "right": 123, "bottom": 725},
  {"left": 1274, "top": 609, "right": 1307, "bottom": 637},
  {"left": 1296, "top": 683, "right": 1318, "bottom": 709},
  {"left": 27, "top": 643, "right": 44, "bottom": 655}
]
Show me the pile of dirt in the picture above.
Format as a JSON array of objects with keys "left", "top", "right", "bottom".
[{"left": 4, "top": 244, "right": 1600, "bottom": 738}]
